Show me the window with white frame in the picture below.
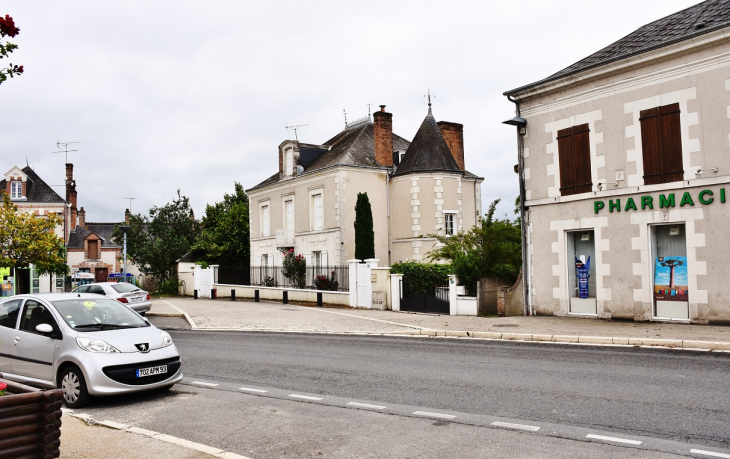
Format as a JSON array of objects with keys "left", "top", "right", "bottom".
[
  {"left": 260, "top": 204, "right": 270, "bottom": 237},
  {"left": 444, "top": 211, "right": 457, "bottom": 236},
  {"left": 285, "top": 148, "right": 294, "bottom": 176},
  {"left": 10, "top": 181, "right": 22, "bottom": 199},
  {"left": 311, "top": 193, "right": 323, "bottom": 231}
]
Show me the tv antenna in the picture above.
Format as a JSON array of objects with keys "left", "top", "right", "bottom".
[
  {"left": 285, "top": 123, "right": 309, "bottom": 141},
  {"left": 52, "top": 141, "right": 80, "bottom": 163},
  {"left": 124, "top": 197, "right": 136, "bottom": 213}
]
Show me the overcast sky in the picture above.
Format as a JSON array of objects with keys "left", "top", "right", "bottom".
[{"left": 2, "top": 0, "right": 699, "bottom": 223}]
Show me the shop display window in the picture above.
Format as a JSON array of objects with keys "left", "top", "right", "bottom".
[
  {"left": 651, "top": 224, "right": 689, "bottom": 319},
  {"left": 567, "top": 230, "right": 596, "bottom": 314}
]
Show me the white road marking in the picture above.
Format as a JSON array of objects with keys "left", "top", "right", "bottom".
[
  {"left": 239, "top": 387, "right": 268, "bottom": 393},
  {"left": 690, "top": 449, "right": 730, "bottom": 458},
  {"left": 491, "top": 421, "right": 540, "bottom": 431},
  {"left": 289, "top": 394, "right": 323, "bottom": 401},
  {"left": 413, "top": 411, "right": 456, "bottom": 420},
  {"left": 161, "top": 299, "right": 198, "bottom": 329},
  {"left": 307, "top": 306, "right": 433, "bottom": 331},
  {"left": 586, "top": 434, "right": 642, "bottom": 445},
  {"left": 347, "top": 402, "right": 386, "bottom": 410},
  {"left": 192, "top": 381, "right": 219, "bottom": 387}
]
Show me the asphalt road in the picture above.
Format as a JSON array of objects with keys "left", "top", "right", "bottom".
[{"left": 170, "top": 330, "right": 730, "bottom": 449}]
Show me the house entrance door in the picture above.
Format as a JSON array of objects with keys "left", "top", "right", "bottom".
[{"left": 95, "top": 267, "right": 108, "bottom": 283}]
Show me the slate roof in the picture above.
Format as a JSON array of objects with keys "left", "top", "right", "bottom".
[
  {"left": 248, "top": 122, "right": 411, "bottom": 191},
  {"left": 504, "top": 0, "right": 730, "bottom": 96},
  {"left": 0, "top": 166, "right": 64, "bottom": 203},
  {"left": 67, "top": 222, "right": 122, "bottom": 249}
]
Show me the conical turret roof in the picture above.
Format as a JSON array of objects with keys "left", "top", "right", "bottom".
[{"left": 393, "top": 108, "right": 461, "bottom": 177}]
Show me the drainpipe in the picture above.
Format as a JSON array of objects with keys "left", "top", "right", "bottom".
[{"left": 506, "top": 95, "right": 532, "bottom": 316}]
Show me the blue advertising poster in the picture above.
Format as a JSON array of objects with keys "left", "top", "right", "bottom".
[{"left": 654, "top": 256, "right": 688, "bottom": 301}]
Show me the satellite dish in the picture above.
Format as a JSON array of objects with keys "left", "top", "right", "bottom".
[{"left": 296, "top": 165, "right": 304, "bottom": 176}]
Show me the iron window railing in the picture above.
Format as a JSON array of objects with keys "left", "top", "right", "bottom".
[{"left": 250, "top": 265, "right": 349, "bottom": 291}]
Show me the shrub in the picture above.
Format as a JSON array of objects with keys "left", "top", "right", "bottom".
[
  {"left": 158, "top": 275, "right": 179, "bottom": 296},
  {"left": 263, "top": 276, "right": 276, "bottom": 287},
  {"left": 281, "top": 249, "right": 306, "bottom": 288},
  {"left": 390, "top": 261, "right": 451, "bottom": 298},
  {"left": 314, "top": 270, "right": 339, "bottom": 291}
]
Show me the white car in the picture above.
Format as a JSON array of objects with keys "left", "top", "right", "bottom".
[
  {"left": 0, "top": 293, "right": 183, "bottom": 408},
  {"left": 73, "top": 282, "right": 152, "bottom": 315}
]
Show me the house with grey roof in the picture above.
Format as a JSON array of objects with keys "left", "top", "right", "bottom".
[
  {"left": 246, "top": 103, "right": 483, "bottom": 280},
  {"left": 503, "top": 0, "right": 730, "bottom": 323},
  {"left": 1, "top": 165, "right": 68, "bottom": 294}
]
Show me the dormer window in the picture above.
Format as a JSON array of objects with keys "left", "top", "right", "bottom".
[
  {"left": 10, "top": 181, "right": 22, "bottom": 199},
  {"left": 286, "top": 148, "right": 294, "bottom": 176}
]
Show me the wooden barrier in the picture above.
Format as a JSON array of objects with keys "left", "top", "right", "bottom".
[{"left": 0, "top": 374, "right": 63, "bottom": 459}]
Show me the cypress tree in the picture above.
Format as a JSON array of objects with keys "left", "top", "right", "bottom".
[{"left": 354, "top": 192, "right": 374, "bottom": 261}]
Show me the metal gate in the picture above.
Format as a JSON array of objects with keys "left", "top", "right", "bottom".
[{"left": 400, "top": 271, "right": 450, "bottom": 314}]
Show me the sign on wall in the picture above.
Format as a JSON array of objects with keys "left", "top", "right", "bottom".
[{"left": 654, "top": 256, "right": 688, "bottom": 302}]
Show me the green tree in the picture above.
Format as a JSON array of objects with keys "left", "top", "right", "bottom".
[
  {"left": 354, "top": 192, "right": 374, "bottom": 261},
  {"left": 427, "top": 199, "right": 522, "bottom": 295},
  {"left": 0, "top": 14, "right": 24, "bottom": 85},
  {"left": 0, "top": 193, "right": 68, "bottom": 275},
  {"left": 113, "top": 190, "right": 200, "bottom": 284},
  {"left": 192, "top": 182, "right": 249, "bottom": 269}
]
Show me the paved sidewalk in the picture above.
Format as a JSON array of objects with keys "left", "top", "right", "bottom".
[{"left": 149, "top": 296, "right": 730, "bottom": 351}]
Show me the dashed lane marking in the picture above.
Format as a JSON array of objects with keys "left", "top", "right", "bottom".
[
  {"left": 289, "top": 394, "right": 323, "bottom": 401},
  {"left": 491, "top": 421, "right": 540, "bottom": 432},
  {"left": 239, "top": 387, "right": 268, "bottom": 393},
  {"left": 192, "top": 381, "right": 219, "bottom": 387},
  {"left": 586, "top": 434, "right": 642, "bottom": 445},
  {"left": 413, "top": 411, "right": 456, "bottom": 420},
  {"left": 691, "top": 449, "right": 730, "bottom": 458},
  {"left": 347, "top": 402, "right": 386, "bottom": 410}
]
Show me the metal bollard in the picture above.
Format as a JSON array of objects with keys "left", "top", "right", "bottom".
[
  {"left": 255, "top": 290, "right": 259, "bottom": 302},
  {"left": 317, "top": 292, "right": 323, "bottom": 307},
  {"left": 194, "top": 289, "right": 198, "bottom": 300},
  {"left": 231, "top": 289, "right": 235, "bottom": 301},
  {"left": 282, "top": 291, "right": 288, "bottom": 304},
  {"left": 212, "top": 288, "right": 217, "bottom": 300}
]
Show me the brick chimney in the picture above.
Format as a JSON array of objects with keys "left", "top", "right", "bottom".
[
  {"left": 78, "top": 207, "right": 86, "bottom": 228},
  {"left": 125, "top": 209, "right": 130, "bottom": 225},
  {"left": 373, "top": 105, "right": 393, "bottom": 167},
  {"left": 70, "top": 206, "right": 78, "bottom": 229},
  {"left": 437, "top": 121, "right": 465, "bottom": 170}
]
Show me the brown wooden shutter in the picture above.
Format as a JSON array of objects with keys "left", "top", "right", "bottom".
[
  {"left": 557, "top": 127, "right": 576, "bottom": 196},
  {"left": 640, "top": 103, "right": 682, "bottom": 185},
  {"left": 558, "top": 124, "right": 591, "bottom": 196},
  {"left": 88, "top": 240, "right": 98, "bottom": 259}
]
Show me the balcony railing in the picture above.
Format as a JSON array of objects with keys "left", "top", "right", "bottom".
[{"left": 275, "top": 228, "right": 295, "bottom": 247}]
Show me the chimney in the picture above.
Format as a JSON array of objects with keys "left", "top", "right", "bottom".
[
  {"left": 374, "top": 105, "right": 393, "bottom": 167},
  {"left": 69, "top": 188, "right": 78, "bottom": 212},
  {"left": 437, "top": 121, "right": 465, "bottom": 170},
  {"left": 78, "top": 207, "right": 86, "bottom": 228},
  {"left": 70, "top": 206, "right": 78, "bottom": 229},
  {"left": 65, "top": 163, "right": 74, "bottom": 201},
  {"left": 125, "top": 209, "right": 130, "bottom": 225}
]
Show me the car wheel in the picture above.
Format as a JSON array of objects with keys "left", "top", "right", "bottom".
[{"left": 59, "top": 365, "right": 91, "bottom": 408}]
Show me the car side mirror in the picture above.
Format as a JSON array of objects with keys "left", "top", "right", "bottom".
[{"left": 35, "top": 323, "right": 53, "bottom": 334}]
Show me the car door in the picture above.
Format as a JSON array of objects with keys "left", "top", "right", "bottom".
[
  {"left": 0, "top": 298, "right": 23, "bottom": 374},
  {"left": 11, "top": 299, "right": 60, "bottom": 383}
]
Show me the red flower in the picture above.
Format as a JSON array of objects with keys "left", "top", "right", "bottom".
[
  {"left": 0, "top": 381, "right": 7, "bottom": 396},
  {"left": 16, "top": 65, "right": 23, "bottom": 74},
  {"left": 0, "top": 15, "right": 20, "bottom": 38}
]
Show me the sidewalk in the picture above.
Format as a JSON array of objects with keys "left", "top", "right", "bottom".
[{"left": 149, "top": 296, "right": 730, "bottom": 351}]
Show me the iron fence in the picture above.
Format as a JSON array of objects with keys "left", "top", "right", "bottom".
[{"left": 250, "top": 265, "right": 349, "bottom": 291}]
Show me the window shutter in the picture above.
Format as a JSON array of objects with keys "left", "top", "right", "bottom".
[
  {"left": 262, "top": 206, "right": 270, "bottom": 237},
  {"left": 313, "top": 194, "right": 323, "bottom": 231},
  {"left": 571, "top": 124, "right": 592, "bottom": 193},
  {"left": 659, "top": 103, "right": 683, "bottom": 183},
  {"left": 321, "top": 251, "right": 328, "bottom": 269},
  {"left": 557, "top": 127, "right": 576, "bottom": 196},
  {"left": 640, "top": 107, "right": 662, "bottom": 185}
]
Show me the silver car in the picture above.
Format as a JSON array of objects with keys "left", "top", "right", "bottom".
[
  {"left": 0, "top": 293, "right": 183, "bottom": 408},
  {"left": 73, "top": 282, "right": 152, "bottom": 315}
]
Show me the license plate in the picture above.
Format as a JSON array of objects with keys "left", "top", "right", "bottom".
[
  {"left": 130, "top": 297, "right": 140, "bottom": 303},
  {"left": 136, "top": 365, "right": 167, "bottom": 377}
]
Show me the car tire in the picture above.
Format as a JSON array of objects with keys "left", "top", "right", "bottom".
[{"left": 59, "top": 365, "right": 91, "bottom": 408}]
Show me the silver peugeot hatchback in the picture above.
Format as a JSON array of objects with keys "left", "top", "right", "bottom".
[{"left": 0, "top": 293, "right": 183, "bottom": 408}]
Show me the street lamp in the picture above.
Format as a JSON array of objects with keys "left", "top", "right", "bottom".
[{"left": 119, "top": 225, "right": 130, "bottom": 283}]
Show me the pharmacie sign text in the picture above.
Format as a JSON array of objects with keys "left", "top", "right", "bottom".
[{"left": 594, "top": 189, "right": 725, "bottom": 214}]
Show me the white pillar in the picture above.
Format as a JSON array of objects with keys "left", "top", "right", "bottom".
[
  {"left": 390, "top": 273, "right": 403, "bottom": 312},
  {"left": 448, "top": 274, "right": 458, "bottom": 316},
  {"left": 347, "top": 259, "right": 360, "bottom": 307},
  {"left": 364, "top": 258, "right": 379, "bottom": 268}
]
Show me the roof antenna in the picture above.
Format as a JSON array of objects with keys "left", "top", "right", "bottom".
[
  {"left": 285, "top": 123, "right": 309, "bottom": 141},
  {"left": 343, "top": 109, "right": 348, "bottom": 128},
  {"left": 124, "top": 197, "right": 136, "bottom": 213},
  {"left": 52, "top": 140, "right": 80, "bottom": 163},
  {"left": 366, "top": 103, "right": 372, "bottom": 119},
  {"left": 25, "top": 156, "right": 28, "bottom": 167}
]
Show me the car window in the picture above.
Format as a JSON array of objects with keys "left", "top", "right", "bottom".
[
  {"left": 111, "top": 283, "right": 140, "bottom": 293},
  {"left": 19, "top": 300, "right": 57, "bottom": 334},
  {"left": 0, "top": 299, "right": 23, "bottom": 329},
  {"left": 52, "top": 298, "right": 149, "bottom": 329},
  {"left": 88, "top": 285, "right": 105, "bottom": 295},
  {"left": 75, "top": 286, "right": 89, "bottom": 293}
]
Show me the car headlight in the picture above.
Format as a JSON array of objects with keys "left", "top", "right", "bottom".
[
  {"left": 76, "top": 337, "right": 121, "bottom": 353},
  {"left": 160, "top": 331, "right": 173, "bottom": 348}
]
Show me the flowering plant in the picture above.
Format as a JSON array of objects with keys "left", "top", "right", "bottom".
[
  {"left": 0, "top": 14, "right": 24, "bottom": 85},
  {"left": 314, "top": 270, "right": 339, "bottom": 291},
  {"left": 281, "top": 249, "right": 306, "bottom": 288},
  {"left": 0, "top": 381, "right": 7, "bottom": 396}
]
